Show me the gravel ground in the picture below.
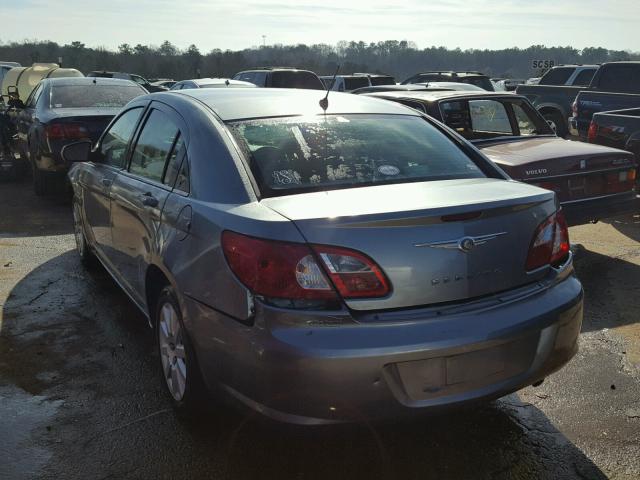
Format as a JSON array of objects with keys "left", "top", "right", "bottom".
[{"left": 0, "top": 178, "right": 638, "bottom": 480}]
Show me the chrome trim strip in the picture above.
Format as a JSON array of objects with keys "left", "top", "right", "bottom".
[
  {"left": 414, "top": 232, "right": 507, "bottom": 250},
  {"left": 525, "top": 164, "right": 635, "bottom": 182},
  {"left": 560, "top": 191, "right": 638, "bottom": 205}
]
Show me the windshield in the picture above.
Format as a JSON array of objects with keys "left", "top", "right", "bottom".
[
  {"left": 228, "top": 114, "right": 485, "bottom": 197},
  {"left": 50, "top": 85, "right": 143, "bottom": 108}
]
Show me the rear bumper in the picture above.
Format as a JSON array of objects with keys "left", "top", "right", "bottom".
[
  {"left": 562, "top": 190, "right": 640, "bottom": 226},
  {"left": 185, "top": 267, "right": 583, "bottom": 425}
]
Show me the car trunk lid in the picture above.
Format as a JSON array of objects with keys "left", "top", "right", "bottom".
[
  {"left": 261, "top": 178, "right": 557, "bottom": 311},
  {"left": 478, "top": 137, "right": 637, "bottom": 202}
]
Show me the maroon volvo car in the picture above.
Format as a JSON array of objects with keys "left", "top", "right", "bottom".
[{"left": 365, "top": 90, "right": 639, "bottom": 225}]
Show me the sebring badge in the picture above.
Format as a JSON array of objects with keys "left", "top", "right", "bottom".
[{"left": 413, "top": 232, "right": 507, "bottom": 253}]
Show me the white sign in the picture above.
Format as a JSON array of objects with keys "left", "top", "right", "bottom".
[{"left": 531, "top": 60, "right": 556, "bottom": 70}]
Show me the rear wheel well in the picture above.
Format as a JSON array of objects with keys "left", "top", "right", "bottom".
[{"left": 145, "top": 265, "right": 170, "bottom": 321}]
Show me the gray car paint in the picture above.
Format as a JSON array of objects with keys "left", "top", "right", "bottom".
[{"left": 68, "top": 88, "right": 583, "bottom": 424}]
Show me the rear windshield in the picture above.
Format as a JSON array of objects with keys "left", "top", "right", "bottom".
[
  {"left": 228, "top": 114, "right": 485, "bottom": 196},
  {"left": 370, "top": 76, "right": 396, "bottom": 86},
  {"left": 270, "top": 71, "right": 324, "bottom": 90},
  {"left": 50, "top": 85, "right": 143, "bottom": 108},
  {"left": 344, "top": 77, "right": 371, "bottom": 90}
]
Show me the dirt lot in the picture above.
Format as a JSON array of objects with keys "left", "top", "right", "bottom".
[{"left": 1, "top": 179, "right": 639, "bottom": 480}]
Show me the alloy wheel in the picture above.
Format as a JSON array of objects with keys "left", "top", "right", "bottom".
[{"left": 158, "top": 302, "right": 187, "bottom": 401}]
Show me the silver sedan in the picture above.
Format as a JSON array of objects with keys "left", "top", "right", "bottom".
[{"left": 65, "top": 88, "right": 583, "bottom": 424}]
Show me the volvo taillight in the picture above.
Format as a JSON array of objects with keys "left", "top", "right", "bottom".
[
  {"left": 526, "top": 210, "right": 570, "bottom": 271},
  {"left": 587, "top": 121, "right": 598, "bottom": 143},
  {"left": 221, "top": 231, "right": 391, "bottom": 304}
]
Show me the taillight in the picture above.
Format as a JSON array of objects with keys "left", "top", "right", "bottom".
[
  {"left": 221, "top": 231, "right": 390, "bottom": 304},
  {"left": 45, "top": 123, "right": 89, "bottom": 141},
  {"left": 587, "top": 121, "right": 598, "bottom": 143},
  {"left": 526, "top": 210, "right": 570, "bottom": 271},
  {"left": 312, "top": 245, "right": 390, "bottom": 298}
]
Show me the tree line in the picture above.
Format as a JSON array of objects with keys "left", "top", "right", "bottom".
[{"left": 1, "top": 39, "right": 637, "bottom": 82}]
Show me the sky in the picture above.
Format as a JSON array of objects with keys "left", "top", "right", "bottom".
[{"left": 1, "top": 0, "right": 638, "bottom": 52}]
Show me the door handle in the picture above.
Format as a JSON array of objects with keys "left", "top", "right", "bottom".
[
  {"left": 101, "top": 178, "right": 112, "bottom": 187},
  {"left": 140, "top": 192, "right": 159, "bottom": 207}
]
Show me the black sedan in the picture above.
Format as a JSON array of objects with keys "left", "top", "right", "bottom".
[{"left": 13, "top": 77, "right": 146, "bottom": 195}]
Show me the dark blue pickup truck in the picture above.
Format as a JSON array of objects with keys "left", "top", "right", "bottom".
[
  {"left": 588, "top": 108, "right": 640, "bottom": 158},
  {"left": 569, "top": 62, "right": 640, "bottom": 139},
  {"left": 518, "top": 62, "right": 640, "bottom": 139}
]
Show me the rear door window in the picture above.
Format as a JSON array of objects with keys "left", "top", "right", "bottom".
[
  {"left": 99, "top": 107, "right": 144, "bottom": 168},
  {"left": 572, "top": 69, "right": 596, "bottom": 86},
  {"left": 270, "top": 71, "right": 324, "bottom": 90},
  {"left": 468, "top": 100, "right": 512, "bottom": 133},
  {"left": 163, "top": 135, "right": 186, "bottom": 188},
  {"left": 129, "top": 109, "right": 179, "bottom": 183},
  {"left": 539, "top": 67, "right": 574, "bottom": 85},
  {"left": 344, "top": 77, "right": 371, "bottom": 90}
]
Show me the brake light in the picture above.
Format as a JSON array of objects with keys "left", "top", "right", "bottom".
[
  {"left": 45, "top": 123, "right": 89, "bottom": 141},
  {"left": 587, "top": 122, "right": 598, "bottom": 143},
  {"left": 312, "top": 245, "right": 390, "bottom": 298},
  {"left": 525, "top": 210, "right": 570, "bottom": 271},
  {"left": 221, "top": 232, "right": 391, "bottom": 302}
]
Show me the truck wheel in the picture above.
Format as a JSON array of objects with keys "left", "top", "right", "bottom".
[{"left": 543, "top": 111, "right": 568, "bottom": 138}]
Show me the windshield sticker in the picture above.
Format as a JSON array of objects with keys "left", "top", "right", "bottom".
[
  {"left": 272, "top": 169, "right": 302, "bottom": 185},
  {"left": 378, "top": 165, "right": 400, "bottom": 176}
]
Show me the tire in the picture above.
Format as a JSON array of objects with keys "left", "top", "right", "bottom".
[
  {"left": 543, "top": 111, "right": 568, "bottom": 138},
  {"left": 72, "top": 201, "right": 97, "bottom": 268},
  {"left": 155, "top": 286, "right": 207, "bottom": 414}
]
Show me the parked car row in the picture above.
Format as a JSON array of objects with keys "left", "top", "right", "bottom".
[
  {"left": 63, "top": 87, "right": 584, "bottom": 424},
  {"left": 3, "top": 54, "right": 638, "bottom": 425},
  {"left": 517, "top": 62, "right": 640, "bottom": 138},
  {"left": 363, "top": 90, "right": 639, "bottom": 226}
]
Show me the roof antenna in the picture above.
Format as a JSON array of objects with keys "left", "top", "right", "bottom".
[{"left": 319, "top": 64, "right": 340, "bottom": 111}]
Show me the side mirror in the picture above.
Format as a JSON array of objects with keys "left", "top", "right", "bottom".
[{"left": 61, "top": 140, "right": 93, "bottom": 164}]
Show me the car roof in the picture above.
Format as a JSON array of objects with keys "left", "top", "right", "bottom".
[
  {"left": 172, "top": 88, "right": 417, "bottom": 121},
  {"left": 363, "top": 90, "right": 522, "bottom": 103},
  {"left": 44, "top": 77, "right": 139, "bottom": 87}
]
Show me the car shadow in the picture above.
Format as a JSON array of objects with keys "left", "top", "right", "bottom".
[
  {"left": 0, "top": 250, "right": 608, "bottom": 480},
  {"left": 0, "top": 177, "right": 72, "bottom": 237},
  {"left": 601, "top": 213, "right": 640, "bottom": 243},
  {"left": 573, "top": 241, "right": 640, "bottom": 333}
]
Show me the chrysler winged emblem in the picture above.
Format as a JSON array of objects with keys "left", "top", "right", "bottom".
[{"left": 413, "top": 232, "right": 507, "bottom": 253}]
